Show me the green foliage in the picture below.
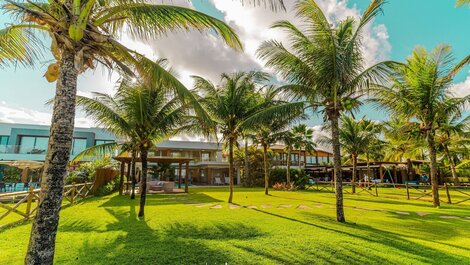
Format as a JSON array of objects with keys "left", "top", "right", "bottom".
[
  {"left": 2, "top": 166, "right": 21, "bottom": 182},
  {"left": 94, "top": 174, "right": 120, "bottom": 196},
  {"left": 67, "top": 157, "right": 115, "bottom": 184},
  {"left": 270, "top": 168, "right": 310, "bottom": 189},
  {"left": 235, "top": 146, "right": 275, "bottom": 187}
]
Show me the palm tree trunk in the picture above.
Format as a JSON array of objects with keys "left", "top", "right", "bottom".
[
  {"left": 444, "top": 145, "right": 459, "bottom": 186},
  {"left": 244, "top": 138, "right": 249, "bottom": 183},
  {"left": 329, "top": 111, "right": 345, "bottom": 222},
  {"left": 263, "top": 144, "right": 269, "bottom": 195},
  {"left": 138, "top": 147, "right": 148, "bottom": 217},
  {"left": 366, "top": 153, "right": 371, "bottom": 188},
  {"left": 426, "top": 130, "right": 440, "bottom": 207},
  {"left": 228, "top": 137, "right": 234, "bottom": 203},
  {"left": 287, "top": 147, "right": 292, "bottom": 186},
  {"left": 130, "top": 150, "right": 137, "bottom": 200},
  {"left": 25, "top": 50, "right": 78, "bottom": 265},
  {"left": 352, "top": 154, "right": 357, "bottom": 194}
]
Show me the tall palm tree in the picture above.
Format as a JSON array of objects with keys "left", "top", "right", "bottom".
[
  {"left": 456, "top": 0, "right": 470, "bottom": 7},
  {"left": 372, "top": 45, "right": 470, "bottom": 207},
  {"left": 78, "top": 78, "right": 195, "bottom": 217},
  {"left": 292, "top": 124, "right": 315, "bottom": 167},
  {"left": 435, "top": 112, "right": 470, "bottom": 185},
  {"left": 195, "top": 72, "right": 304, "bottom": 203},
  {"left": 257, "top": 0, "right": 395, "bottom": 222},
  {"left": 1, "top": 1, "right": 242, "bottom": 262},
  {"left": 382, "top": 118, "right": 423, "bottom": 162}
]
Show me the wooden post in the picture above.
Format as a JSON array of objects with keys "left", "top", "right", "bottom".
[
  {"left": 405, "top": 183, "right": 410, "bottom": 200},
  {"left": 445, "top": 183, "right": 452, "bottom": 204},
  {"left": 126, "top": 161, "right": 131, "bottom": 193},
  {"left": 185, "top": 162, "right": 189, "bottom": 193},
  {"left": 119, "top": 162, "right": 125, "bottom": 195},
  {"left": 375, "top": 183, "right": 378, "bottom": 197},
  {"left": 379, "top": 165, "right": 384, "bottom": 182},
  {"left": 178, "top": 163, "right": 182, "bottom": 189},
  {"left": 71, "top": 183, "right": 76, "bottom": 204},
  {"left": 25, "top": 186, "right": 34, "bottom": 219}
]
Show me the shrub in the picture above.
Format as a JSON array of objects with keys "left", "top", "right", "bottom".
[
  {"left": 270, "top": 168, "right": 310, "bottom": 189},
  {"left": 95, "top": 174, "right": 120, "bottom": 196}
]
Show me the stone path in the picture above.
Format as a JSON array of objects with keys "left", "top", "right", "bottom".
[
  {"left": 229, "top": 204, "right": 240, "bottom": 209},
  {"left": 416, "top": 212, "right": 433, "bottom": 216},
  {"left": 395, "top": 211, "right": 410, "bottom": 215},
  {"left": 439, "top": 215, "right": 460, "bottom": 219},
  {"left": 191, "top": 202, "right": 465, "bottom": 222}
]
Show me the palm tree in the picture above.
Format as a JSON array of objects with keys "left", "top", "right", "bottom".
[
  {"left": 292, "top": 124, "right": 315, "bottom": 168},
  {"left": 456, "top": 0, "right": 470, "bottom": 7},
  {"left": 78, "top": 78, "right": 195, "bottom": 217},
  {"left": 338, "top": 116, "right": 379, "bottom": 193},
  {"left": 435, "top": 112, "right": 470, "bottom": 185},
  {"left": 257, "top": 0, "right": 395, "bottom": 222},
  {"left": 277, "top": 130, "right": 296, "bottom": 186},
  {"left": 195, "top": 72, "right": 304, "bottom": 202},
  {"left": 372, "top": 45, "right": 470, "bottom": 207},
  {"left": 1, "top": 1, "right": 243, "bottom": 262}
]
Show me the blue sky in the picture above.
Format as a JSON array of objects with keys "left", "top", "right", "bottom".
[{"left": 0, "top": 0, "right": 469, "bottom": 127}]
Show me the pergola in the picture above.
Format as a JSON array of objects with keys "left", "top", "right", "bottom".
[{"left": 113, "top": 156, "right": 193, "bottom": 193}]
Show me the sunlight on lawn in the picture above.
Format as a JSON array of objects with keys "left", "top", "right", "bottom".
[{"left": 1, "top": 188, "right": 469, "bottom": 264}]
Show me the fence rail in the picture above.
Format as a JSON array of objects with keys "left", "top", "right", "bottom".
[
  {"left": 0, "top": 182, "right": 94, "bottom": 229},
  {"left": 311, "top": 181, "right": 470, "bottom": 205}
]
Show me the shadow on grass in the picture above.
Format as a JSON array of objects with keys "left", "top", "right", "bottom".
[
  {"left": 97, "top": 192, "right": 223, "bottom": 208},
  {"left": 59, "top": 200, "right": 264, "bottom": 264},
  {"left": 242, "top": 207, "right": 469, "bottom": 264}
]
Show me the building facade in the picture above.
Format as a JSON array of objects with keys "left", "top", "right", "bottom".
[{"left": 0, "top": 122, "right": 334, "bottom": 185}]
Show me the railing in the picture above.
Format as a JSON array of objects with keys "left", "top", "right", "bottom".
[
  {"left": 0, "top": 182, "right": 94, "bottom": 229},
  {"left": 310, "top": 181, "right": 470, "bottom": 206}
]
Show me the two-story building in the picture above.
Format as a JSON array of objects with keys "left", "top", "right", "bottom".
[{"left": 0, "top": 122, "right": 334, "bottom": 185}]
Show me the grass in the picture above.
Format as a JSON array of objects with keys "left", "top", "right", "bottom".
[{"left": 1, "top": 187, "right": 470, "bottom": 264}]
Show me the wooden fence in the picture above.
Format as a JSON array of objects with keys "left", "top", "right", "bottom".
[
  {"left": 311, "top": 181, "right": 470, "bottom": 205},
  {"left": 0, "top": 182, "right": 94, "bottom": 229}
]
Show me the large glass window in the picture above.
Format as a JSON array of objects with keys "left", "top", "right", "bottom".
[
  {"left": 72, "top": 138, "right": 88, "bottom": 155},
  {"left": 19, "top": 136, "right": 48, "bottom": 154}
]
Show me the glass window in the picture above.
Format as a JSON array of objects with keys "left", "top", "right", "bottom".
[
  {"left": 19, "top": 136, "right": 48, "bottom": 154},
  {"left": 72, "top": 138, "right": 87, "bottom": 155},
  {"left": 201, "top": 152, "right": 210, "bottom": 161},
  {"left": 95, "top": 139, "right": 114, "bottom": 145},
  {"left": 0, "top": 136, "right": 9, "bottom": 145}
]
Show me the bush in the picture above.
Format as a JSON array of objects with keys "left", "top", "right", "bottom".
[
  {"left": 270, "top": 168, "right": 310, "bottom": 189},
  {"left": 66, "top": 157, "right": 117, "bottom": 184},
  {"left": 95, "top": 174, "right": 120, "bottom": 196}
]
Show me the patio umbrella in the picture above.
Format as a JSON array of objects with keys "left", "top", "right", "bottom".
[{"left": 0, "top": 160, "right": 44, "bottom": 170}]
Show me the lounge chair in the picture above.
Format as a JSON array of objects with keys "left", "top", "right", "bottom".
[
  {"left": 214, "top": 177, "right": 223, "bottom": 186},
  {"left": 224, "top": 177, "right": 230, "bottom": 185}
]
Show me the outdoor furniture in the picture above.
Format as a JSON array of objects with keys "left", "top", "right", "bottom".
[
  {"left": 0, "top": 182, "right": 5, "bottom": 192},
  {"left": 148, "top": 181, "right": 165, "bottom": 192},
  {"left": 224, "top": 177, "right": 230, "bottom": 185},
  {"left": 23, "top": 182, "right": 30, "bottom": 190},
  {"left": 147, "top": 181, "right": 175, "bottom": 193},
  {"left": 214, "top": 177, "right": 223, "bottom": 185}
]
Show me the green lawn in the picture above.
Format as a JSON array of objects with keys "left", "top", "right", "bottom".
[{"left": 1, "top": 188, "right": 470, "bottom": 264}]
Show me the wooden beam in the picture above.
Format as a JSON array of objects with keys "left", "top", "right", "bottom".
[
  {"left": 178, "top": 163, "right": 182, "bottom": 189},
  {"left": 119, "top": 162, "right": 125, "bottom": 195},
  {"left": 185, "top": 162, "right": 189, "bottom": 193}
]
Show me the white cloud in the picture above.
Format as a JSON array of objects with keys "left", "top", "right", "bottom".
[
  {"left": 0, "top": 102, "right": 94, "bottom": 128},
  {"left": 450, "top": 72, "right": 470, "bottom": 98}
]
